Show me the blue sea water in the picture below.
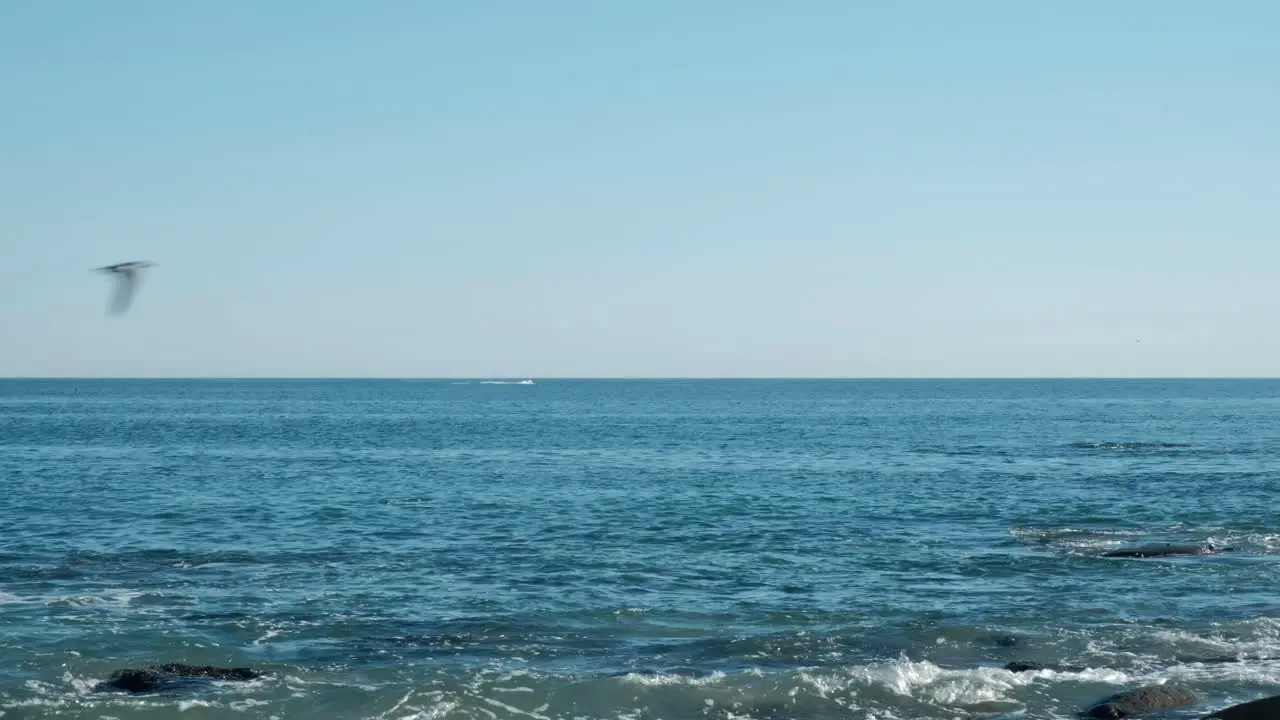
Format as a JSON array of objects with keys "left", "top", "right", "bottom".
[{"left": 2, "top": 379, "right": 1280, "bottom": 719}]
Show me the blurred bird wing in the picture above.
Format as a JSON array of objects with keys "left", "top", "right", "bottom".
[{"left": 107, "top": 270, "right": 140, "bottom": 314}]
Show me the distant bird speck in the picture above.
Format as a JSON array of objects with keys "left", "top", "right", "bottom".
[{"left": 93, "top": 261, "right": 156, "bottom": 315}]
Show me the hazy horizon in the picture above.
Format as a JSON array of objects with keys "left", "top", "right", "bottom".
[
  {"left": 4, "top": 375, "right": 1279, "bottom": 381},
  {"left": 3, "top": 2, "right": 1277, "bottom": 378}
]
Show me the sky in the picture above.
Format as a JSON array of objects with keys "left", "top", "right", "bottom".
[{"left": 1, "top": 1, "right": 1277, "bottom": 378}]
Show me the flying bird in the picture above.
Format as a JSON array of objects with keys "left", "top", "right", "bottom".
[{"left": 93, "top": 261, "right": 156, "bottom": 315}]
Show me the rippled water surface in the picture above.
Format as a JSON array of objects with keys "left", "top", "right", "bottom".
[{"left": 2, "top": 379, "right": 1280, "bottom": 718}]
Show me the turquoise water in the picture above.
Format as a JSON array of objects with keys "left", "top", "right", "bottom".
[{"left": 2, "top": 379, "right": 1279, "bottom": 718}]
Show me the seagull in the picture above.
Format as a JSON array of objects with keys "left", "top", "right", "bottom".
[{"left": 93, "top": 261, "right": 156, "bottom": 315}]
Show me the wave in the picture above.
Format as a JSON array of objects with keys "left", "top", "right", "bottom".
[
  {"left": 1064, "top": 441, "right": 1193, "bottom": 452},
  {"left": 15, "top": 648, "right": 1280, "bottom": 720},
  {"left": 1010, "top": 524, "right": 1280, "bottom": 558}
]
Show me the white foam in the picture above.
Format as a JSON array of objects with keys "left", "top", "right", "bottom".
[
  {"left": 59, "top": 670, "right": 100, "bottom": 696},
  {"left": 416, "top": 702, "right": 461, "bottom": 720},
  {"left": 372, "top": 689, "right": 416, "bottom": 719},
  {"left": 491, "top": 686, "right": 534, "bottom": 693},
  {"left": 620, "top": 670, "right": 728, "bottom": 686},
  {"left": 483, "top": 697, "right": 551, "bottom": 719},
  {"left": 613, "top": 607, "right": 649, "bottom": 617},
  {"left": 0, "top": 590, "right": 35, "bottom": 605},
  {"left": 1161, "top": 657, "right": 1280, "bottom": 685},
  {"left": 1010, "top": 526, "right": 1146, "bottom": 539},
  {"left": 44, "top": 589, "right": 145, "bottom": 609},
  {"left": 1009, "top": 526, "right": 1149, "bottom": 552},
  {"left": 386, "top": 709, "right": 450, "bottom": 720},
  {"left": 807, "top": 655, "right": 1042, "bottom": 706}
]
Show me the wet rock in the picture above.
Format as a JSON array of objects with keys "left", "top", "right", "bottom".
[
  {"left": 1004, "top": 660, "right": 1084, "bottom": 673},
  {"left": 1203, "top": 695, "right": 1280, "bottom": 719},
  {"left": 1082, "top": 684, "right": 1199, "bottom": 718},
  {"left": 96, "top": 663, "right": 262, "bottom": 694},
  {"left": 1101, "top": 543, "right": 1229, "bottom": 558}
]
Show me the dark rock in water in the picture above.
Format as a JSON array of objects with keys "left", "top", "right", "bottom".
[
  {"left": 1101, "top": 543, "right": 1229, "bottom": 558},
  {"left": 1175, "top": 654, "right": 1240, "bottom": 665},
  {"left": 1203, "top": 695, "right": 1280, "bottom": 719},
  {"left": 1083, "top": 684, "right": 1199, "bottom": 718},
  {"left": 1004, "top": 660, "right": 1084, "bottom": 673},
  {"left": 606, "top": 666, "right": 714, "bottom": 679},
  {"left": 1178, "top": 654, "right": 1280, "bottom": 666},
  {"left": 97, "top": 663, "right": 262, "bottom": 694}
]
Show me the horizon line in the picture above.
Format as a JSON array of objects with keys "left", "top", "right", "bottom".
[{"left": 3, "top": 376, "right": 1279, "bottom": 382}]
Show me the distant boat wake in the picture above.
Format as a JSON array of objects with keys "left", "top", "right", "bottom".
[{"left": 478, "top": 380, "right": 535, "bottom": 385}]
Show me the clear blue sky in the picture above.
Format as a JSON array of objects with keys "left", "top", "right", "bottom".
[{"left": 1, "top": 1, "right": 1276, "bottom": 378}]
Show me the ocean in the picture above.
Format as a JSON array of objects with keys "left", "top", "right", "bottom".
[{"left": 1, "top": 379, "right": 1279, "bottom": 719}]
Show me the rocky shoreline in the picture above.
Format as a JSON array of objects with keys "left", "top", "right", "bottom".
[{"left": 88, "top": 538, "right": 1277, "bottom": 717}]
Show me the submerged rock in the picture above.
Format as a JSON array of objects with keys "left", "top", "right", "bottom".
[
  {"left": 96, "top": 663, "right": 262, "bottom": 694},
  {"left": 988, "top": 633, "right": 1023, "bottom": 648},
  {"left": 1004, "top": 660, "right": 1085, "bottom": 673},
  {"left": 953, "top": 699, "right": 1026, "bottom": 715},
  {"left": 1203, "top": 695, "right": 1280, "bottom": 719},
  {"left": 1082, "top": 684, "right": 1199, "bottom": 718},
  {"left": 606, "top": 666, "right": 715, "bottom": 679},
  {"left": 1101, "top": 543, "right": 1229, "bottom": 558}
]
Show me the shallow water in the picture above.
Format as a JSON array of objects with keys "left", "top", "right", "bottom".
[{"left": 2, "top": 379, "right": 1279, "bottom": 718}]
